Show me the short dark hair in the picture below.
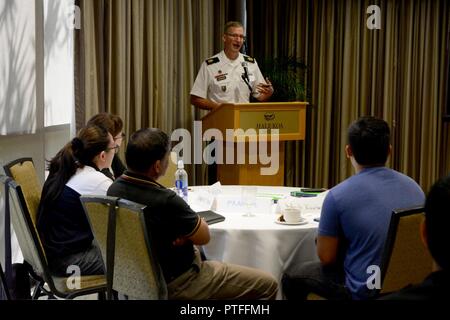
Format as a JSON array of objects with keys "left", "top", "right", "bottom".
[
  {"left": 87, "top": 113, "right": 123, "bottom": 137},
  {"left": 347, "top": 116, "right": 390, "bottom": 166},
  {"left": 125, "top": 128, "right": 170, "bottom": 173},
  {"left": 224, "top": 21, "right": 244, "bottom": 34},
  {"left": 424, "top": 175, "right": 450, "bottom": 270}
]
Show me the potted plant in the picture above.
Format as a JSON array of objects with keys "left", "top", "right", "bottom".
[{"left": 260, "top": 56, "right": 309, "bottom": 102}]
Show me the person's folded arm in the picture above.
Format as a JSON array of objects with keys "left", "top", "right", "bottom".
[
  {"left": 316, "top": 235, "right": 339, "bottom": 266},
  {"left": 190, "top": 95, "right": 221, "bottom": 111},
  {"left": 186, "top": 217, "right": 210, "bottom": 245}
]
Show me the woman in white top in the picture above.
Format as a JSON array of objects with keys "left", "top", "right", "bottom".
[{"left": 37, "top": 124, "right": 116, "bottom": 276}]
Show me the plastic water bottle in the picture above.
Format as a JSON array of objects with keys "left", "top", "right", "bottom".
[{"left": 175, "top": 160, "right": 188, "bottom": 201}]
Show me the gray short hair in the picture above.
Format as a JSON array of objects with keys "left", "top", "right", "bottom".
[{"left": 224, "top": 21, "right": 244, "bottom": 34}]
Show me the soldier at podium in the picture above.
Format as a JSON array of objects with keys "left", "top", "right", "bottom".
[
  {"left": 190, "top": 21, "right": 274, "bottom": 184},
  {"left": 190, "top": 21, "right": 274, "bottom": 111}
]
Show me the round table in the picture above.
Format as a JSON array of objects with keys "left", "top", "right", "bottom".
[{"left": 188, "top": 185, "right": 324, "bottom": 296}]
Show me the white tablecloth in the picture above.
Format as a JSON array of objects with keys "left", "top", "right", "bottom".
[{"left": 189, "top": 186, "right": 324, "bottom": 291}]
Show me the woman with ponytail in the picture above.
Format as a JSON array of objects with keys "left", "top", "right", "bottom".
[{"left": 37, "top": 124, "right": 117, "bottom": 276}]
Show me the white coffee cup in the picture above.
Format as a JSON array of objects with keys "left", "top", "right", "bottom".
[{"left": 283, "top": 208, "right": 302, "bottom": 223}]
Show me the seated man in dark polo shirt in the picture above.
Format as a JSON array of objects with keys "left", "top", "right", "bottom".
[{"left": 107, "top": 128, "right": 278, "bottom": 300}]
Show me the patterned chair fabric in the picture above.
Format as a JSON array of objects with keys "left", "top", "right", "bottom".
[
  {"left": 3, "top": 158, "right": 42, "bottom": 227},
  {"left": 380, "top": 206, "right": 433, "bottom": 295},
  {"left": 1, "top": 173, "right": 106, "bottom": 299},
  {"left": 81, "top": 195, "right": 168, "bottom": 300},
  {"left": 3, "top": 159, "right": 46, "bottom": 267}
]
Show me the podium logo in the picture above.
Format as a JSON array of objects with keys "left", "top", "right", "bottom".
[
  {"left": 171, "top": 121, "right": 280, "bottom": 175},
  {"left": 264, "top": 113, "right": 275, "bottom": 121}
]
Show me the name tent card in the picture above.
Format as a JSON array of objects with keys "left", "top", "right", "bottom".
[{"left": 215, "top": 195, "right": 272, "bottom": 215}]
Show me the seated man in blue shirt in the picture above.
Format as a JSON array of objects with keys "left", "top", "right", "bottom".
[
  {"left": 282, "top": 116, "right": 425, "bottom": 300},
  {"left": 381, "top": 175, "right": 450, "bottom": 300}
]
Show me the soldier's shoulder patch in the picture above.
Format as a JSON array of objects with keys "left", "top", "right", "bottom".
[
  {"left": 243, "top": 55, "right": 255, "bottom": 63},
  {"left": 206, "top": 57, "right": 220, "bottom": 65}
]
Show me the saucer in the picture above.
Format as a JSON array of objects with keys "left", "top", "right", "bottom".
[{"left": 275, "top": 216, "right": 308, "bottom": 226}]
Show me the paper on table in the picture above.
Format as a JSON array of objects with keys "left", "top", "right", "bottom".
[
  {"left": 301, "top": 197, "right": 324, "bottom": 217},
  {"left": 215, "top": 194, "right": 273, "bottom": 215},
  {"left": 302, "top": 190, "right": 327, "bottom": 219},
  {"left": 209, "top": 181, "right": 222, "bottom": 196},
  {"left": 188, "top": 189, "right": 215, "bottom": 212},
  {"left": 276, "top": 191, "right": 327, "bottom": 219}
]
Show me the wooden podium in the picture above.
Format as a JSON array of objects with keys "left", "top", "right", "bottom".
[{"left": 201, "top": 102, "right": 307, "bottom": 186}]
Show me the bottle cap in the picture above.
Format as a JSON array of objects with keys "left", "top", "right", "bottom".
[{"left": 177, "top": 160, "right": 184, "bottom": 169}]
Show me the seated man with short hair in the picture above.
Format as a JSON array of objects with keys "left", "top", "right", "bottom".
[
  {"left": 282, "top": 116, "right": 425, "bottom": 300},
  {"left": 107, "top": 128, "right": 278, "bottom": 300}
]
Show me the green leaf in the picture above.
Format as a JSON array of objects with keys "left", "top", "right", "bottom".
[{"left": 260, "top": 56, "right": 309, "bottom": 102}]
